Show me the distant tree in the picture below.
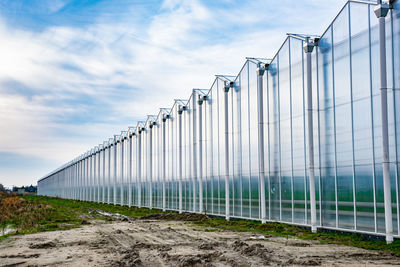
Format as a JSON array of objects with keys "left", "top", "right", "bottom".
[
  {"left": 26, "top": 185, "right": 37, "bottom": 193},
  {"left": 9, "top": 185, "right": 37, "bottom": 193},
  {"left": 0, "top": 184, "right": 5, "bottom": 192}
]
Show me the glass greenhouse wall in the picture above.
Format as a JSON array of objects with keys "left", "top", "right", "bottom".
[{"left": 38, "top": 1, "right": 400, "bottom": 241}]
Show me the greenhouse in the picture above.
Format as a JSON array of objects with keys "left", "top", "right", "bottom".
[{"left": 38, "top": 0, "right": 400, "bottom": 243}]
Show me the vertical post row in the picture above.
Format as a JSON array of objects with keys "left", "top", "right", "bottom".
[
  {"left": 257, "top": 63, "right": 267, "bottom": 223},
  {"left": 374, "top": 2, "right": 393, "bottom": 244}
]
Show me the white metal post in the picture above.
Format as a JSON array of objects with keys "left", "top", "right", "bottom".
[
  {"left": 192, "top": 92, "right": 197, "bottom": 212},
  {"left": 85, "top": 154, "right": 89, "bottom": 201},
  {"left": 78, "top": 158, "right": 81, "bottom": 200},
  {"left": 108, "top": 140, "right": 112, "bottom": 204},
  {"left": 304, "top": 38, "right": 318, "bottom": 233},
  {"left": 224, "top": 81, "right": 230, "bottom": 220},
  {"left": 76, "top": 161, "right": 78, "bottom": 200},
  {"left": 162, "top": 115, "right": 167, "bottom": 211},
  {"left": 149, "top": 123, "right": 153, "bottom": 209},
  {"left": 129, "top": 132, "right": 133, "bottom": 207},
  {"left": 98, "top": 147, "right": 101, "bottom": 203},
  {"left": 75, "top": 162, "right": 77, "bottom": 199},
  {"left": 85, "top": 154, "right": 87, "bottom": 201},
  {"left": 257, "top": 64, "right": 267, "bottom": 223},
  {"left": 375, "top": 2, "right": 393, "bottom": 243},
  {"left": 92, "top": 150, "right": 95, "bottom": 201},
  {"left": 178, "top": 106, "right": 183, "bottom": 213},
  {"left": 87, "top": 155, "right": 90, "bottom": 200},
  {"left": 114, "top": 136, "right": 118, "bottom": 205},
  {"left": 81, "top": 156, "right": 84, "bottom": 201},
  {"left": 91, "top": 151, "right": 93, "bottom": 201},
  {"left": 198, "top": 95, "right": 204, "bottom": 213},
  {"left": 94, "top": 150, "right": 97, "bottom": 202},
  {"left": 138, "top": 130, "right": 142, "bottom": 208},
  {"left": 121, "top": 137, "right": 124, "bottom": 206},
  {"left": 102, "top": 142, "right": 107, "bottom": 203}
]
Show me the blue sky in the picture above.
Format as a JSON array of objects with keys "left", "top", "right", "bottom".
[{"left": 0, "top": 0, "right": 347, "bottom": 188}]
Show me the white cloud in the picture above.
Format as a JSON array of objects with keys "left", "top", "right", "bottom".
[{"left": 0, "top": 0, "right": 347, "bottom": 187}]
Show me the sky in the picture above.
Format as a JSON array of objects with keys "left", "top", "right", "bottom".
[{"left": 0, "top": 0, "right": 348, "bottom": 188}]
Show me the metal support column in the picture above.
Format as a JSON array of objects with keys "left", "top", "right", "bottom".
[
  {"left": 224, "top": 81, "right": 230, "bottom": 220},
  {"left": 108, "top": 139, "right": 112, "bottom": 204},
  {"left": 114, "top": 136, "right": 118, "bottom": 205},
  {"left": 304, "top": 37, "right": 318, "bottom": 233},
  {"left": 85, "top": 153, "right": 88, "bottom": 201},
  {"left": 86, "top": 153, "right": 89, "bottom": 201},
  {"left": 178, "top": 106, "right": 183, "bottom": 213},
  {"left": 162, "top": 115, "right": 167, "bottom": 211},
  {"left": 120, "top": 136, "right": 125, "bottom": 206},
  {"left": 91, "top": 150, "right": 95, "bottom": 201},
  {"left": 98, "top": 147, "right": 101, "bottom": 203},
  {"left": 128, "top": 131, "right": 133, "bottom": 207},
  {"left": 198, "top": 95, "right": 204, "bottom": 213},
  {"left": 375, "top": 1, "right": 393, "bottom": 243},
  {"left": 257, "top": 63, "right": 267, "bottom": 223},
  {"left": 102, "top": 142, "right": 107, "bottom": 203},
  {"left": 137, "top": 130, "right": 142, "bottom": 208},
  {"left": 89, "top": 152, "right": 92, "bottom": 201},
  {"left": 149, "top": 123, "right": 153, "bottom": 209},
  {"left": 192, "top": 92, "right": 198, "bottom": 213}
]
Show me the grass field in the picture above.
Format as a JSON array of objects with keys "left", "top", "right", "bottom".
[{"left": 1, "top": 193, "right": 400, "bottom": 256}]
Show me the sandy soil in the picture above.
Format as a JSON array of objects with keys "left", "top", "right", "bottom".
[{"left": 1, "top": 217, "right": 400, "bottom": 267}]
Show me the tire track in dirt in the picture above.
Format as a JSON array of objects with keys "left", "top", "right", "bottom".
[{"left": 1, "top": 218, "right": 400, "bottom": 266}]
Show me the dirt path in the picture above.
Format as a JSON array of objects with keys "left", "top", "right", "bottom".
[{"left": 1, "top": 219, "right": 399, "bottom": 267}]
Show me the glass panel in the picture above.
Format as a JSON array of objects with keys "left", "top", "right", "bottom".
[
  {"left": 268, "top": 57, "right": 281, "bottom": 221},
  {"left": 249, "top": 62, "right": 260, "bottom": 219},
  {"left": 240, "top": 64, "right": 250, "bottom": 218},
  {"left": 279, "top": 39, "right": 292, "bottom": 222},
  {"left": 318, "top": 25, "right": 337, "bottom": 228},
  {"left": 291, "top": 37, "right": 307, "bottom": 224},
  {"left": 332, "top": 6, "right": 355, "bottom": 230}
]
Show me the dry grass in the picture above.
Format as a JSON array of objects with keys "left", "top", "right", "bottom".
[{"left": 0, "top": 193, "right": 54, "bottom": 233}]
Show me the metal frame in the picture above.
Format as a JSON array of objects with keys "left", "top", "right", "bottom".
[{"left": 37, "top": 0, "right": 399, "bottom": 243}]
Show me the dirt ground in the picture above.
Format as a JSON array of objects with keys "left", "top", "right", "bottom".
[{"left": 1, "top": 216, "right": 400, "bottom": 267}]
